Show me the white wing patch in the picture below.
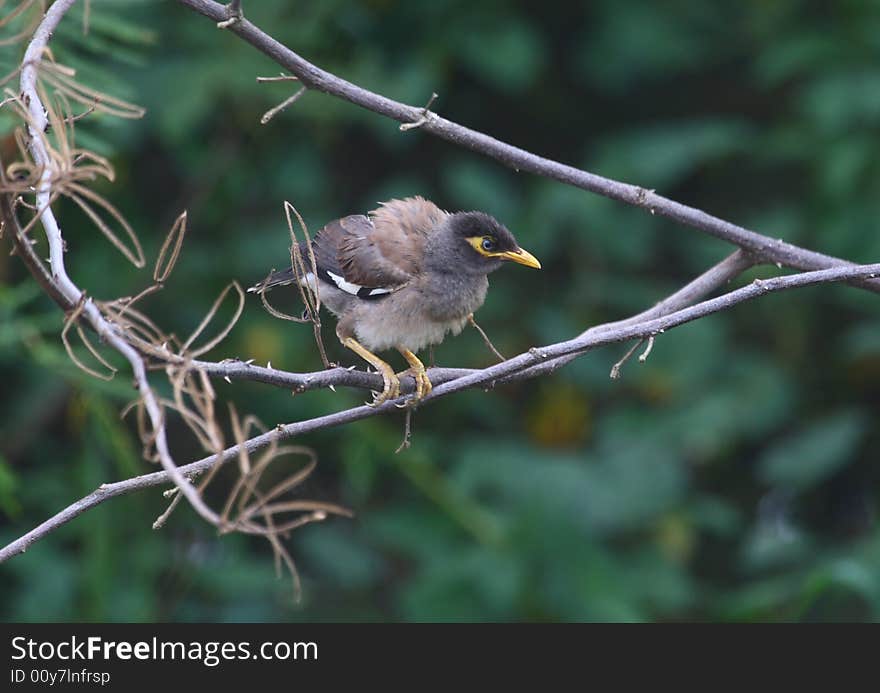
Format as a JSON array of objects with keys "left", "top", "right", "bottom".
[
  {"left": 325, "top": 270, "right": 394, "bottom": 299},
  {"left": 326, "top": 270, "right": 366, "bottom": 295}
]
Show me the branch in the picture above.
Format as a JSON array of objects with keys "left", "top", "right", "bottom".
[
  {"left": 0, "top": 173, "right": 750, "bottom": 398},
  {"left": 0, "top": 190, "right": 76, "bottom": 312},
  {"left": 1, "top": 181, "right": 748, "bottom": 398},
  {"left": 179, "top": 0, "right": 880, "bottom": 293},
  {"left": 190, "top": 358, "right": 474, "bottom": 395},
  {"left": 190, "top": 249, "right": 755, "bottom": 394},
  {"left": 0, "top": 182, "right": 748, "bottom": 398},
  {"left": 4, "top": 0, "right": 878, "bottom": 567},
  {"left": 495, "top": 249, "right": 757, "bottom": 386},
  {"left": 4, "top": 259, "right": 880, "bottom": 562},
  {"left": 10, "top": 0, "right": 256, "bottom": 536}
]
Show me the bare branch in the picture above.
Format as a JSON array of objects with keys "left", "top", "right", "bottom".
[
  {"left": 5, "top": 0, "right": 880, "bottom": 573},
  {"left": 190, "top": 250, "right": 757, "bottom": 395},
  {"left": 3, "top": 0, "right": 324, "bottom": 552},
  {"left": 4, "top": 259, "right": 880, "bottom": 562},
  {"left": 176, "top": 0, "right": 880, "bottom": 293}
]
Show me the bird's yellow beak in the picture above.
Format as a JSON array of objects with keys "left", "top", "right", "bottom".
[{"left": 498, "top": 247, "right": 542, "bottom": 269}]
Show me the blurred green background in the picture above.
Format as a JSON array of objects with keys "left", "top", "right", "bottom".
[{"left": 2, "top": 0, "right": 880, "bottom": 622}]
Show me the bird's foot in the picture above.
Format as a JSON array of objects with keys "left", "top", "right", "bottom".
[
  {"left": 397, "top": 348, "right": 432, "bottom": 407},
  {"left": 369, "top": 366, "right": 401, "bottom": 406},
  {"left": 400, "top": 366, "right": 433, "bottom": 402},
  {"left": 341, "top": 337, "right": 401, "bottom": 406}
]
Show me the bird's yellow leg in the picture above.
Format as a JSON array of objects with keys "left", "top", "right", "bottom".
[
  {"left": 342, "top": 337, "right": 400, "bottom": 405},
  {"left": 397, "top": 347, "right": 432, "bottom": 402}
]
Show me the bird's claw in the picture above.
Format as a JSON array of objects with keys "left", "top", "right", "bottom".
[
  {"left": 397, "top": 365, "right": 433, "bottom": 407},
  {"left": 414, "top": 369, "right": 433, "bottom": 400},
  {"left": 367, "top": 371, "right": 400, "bottom": 407}
]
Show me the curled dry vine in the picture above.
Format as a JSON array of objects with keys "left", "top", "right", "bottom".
[
  {"left": 0, "top": 0, "right": 878, "bottom": 581},
  {"left": 0, "top": 0, "right": 349, "bottom": 596}
]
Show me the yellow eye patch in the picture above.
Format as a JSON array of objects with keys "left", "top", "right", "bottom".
[
  {"left": 466, "top": 236, "right": 498, "bottom": 257},
  {"left": 465, "top": 236, "right": 542, "bottom": 269}
]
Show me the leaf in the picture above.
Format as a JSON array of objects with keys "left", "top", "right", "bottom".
[
  {"left": 442, "top": 159, "right": 521, "bottom": 223},
  {"left": 798, "top": 70, "right": 880, "bottom": 134},
  {"left": 298, "top": 525, "right": 386, "bottom": 590},
  {"left": 590, "top": 119, "right": 755, "bottom": 189},
  {"left": 455, "top": 18, "right": 544, "bottom": 92},
  {"left": 758, "top": 411, "right": 868, "bottom": 490},
  {"left": 452, "top": 439, "right": 685, "bottom": 536}
]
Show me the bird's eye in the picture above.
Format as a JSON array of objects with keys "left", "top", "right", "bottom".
[{"left": 481, "top": 237, "right": 496, "bottom": 252}]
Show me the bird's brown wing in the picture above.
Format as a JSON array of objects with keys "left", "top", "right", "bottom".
[
  {"left": 313, "top": 197, "right": 448, "bottom": 291},
  {"left": 310, "top": 214, "right": 411, "bottom": 292}
]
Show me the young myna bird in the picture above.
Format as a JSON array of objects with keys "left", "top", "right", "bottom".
[{"left": 249, "top": 196, "right": 540, "bottom": 404}]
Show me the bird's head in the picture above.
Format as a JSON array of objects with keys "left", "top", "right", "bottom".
[{"left": 430, "top": 211, "right": 541, "bottom": 275}]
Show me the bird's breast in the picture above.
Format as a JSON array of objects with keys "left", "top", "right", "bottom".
[
  {"left": 350, "top": 273, "right": 489, "bottom": 352},
  {"left": 421, "top": 272, "right": 489, "bottom": 322}
]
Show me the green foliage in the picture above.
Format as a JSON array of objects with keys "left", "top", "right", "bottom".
[
  {"left": 758, "top": 411, "right": 867, "bottom": 490},
  {"left": 1, "top": 0, "right": 879, "bottom": 622}
]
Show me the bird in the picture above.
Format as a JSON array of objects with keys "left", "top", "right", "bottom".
[{"left": 248, "top": 196, "right": 541, "bottom": 405}]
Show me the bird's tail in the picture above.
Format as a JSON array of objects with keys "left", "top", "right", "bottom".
[
  {"left": 247, "top": 240, "right": 318, "bottom": 294},
  {"left": 246, "top": 267, "right": 300, "bottom": 294}
]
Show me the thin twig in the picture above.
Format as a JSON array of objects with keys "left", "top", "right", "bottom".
[
  {"left": 4, "top": 259, "right": 880, "bottom": 562},
  {"left": 216, "top": 0, "right": 242, "bottom": 28},
  {"left": 5, "top": 0, "right": 880, "bottom": 568},
  {"left": 609, "top": 339, "right": 644, "bottom": 380},
  {"left": 399, "top": 91, "right": 437, "bottom": 131},
  {"left": 11, "top": 0, "right": 237, "bottom": 537},
  {"left": 396, "top": 408, "right": 413, "bottom": 453},
  {"left": 638, "top": 335, "right": 655, "bottom": 363},
  {"left": 260, "top": 85, "right": 306, "bottom": 124},
  {"left": 468, "top": 314, "right": 506, "bottom": 362},
  {"left": 175, "top": 0, "right": 880, "bottom": 294},
  {"left": 152, "top": 492, "right": 183, "bottom": 529},
  {"left": 256, "top": 74, "right": 298, "bottom": 83}
]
